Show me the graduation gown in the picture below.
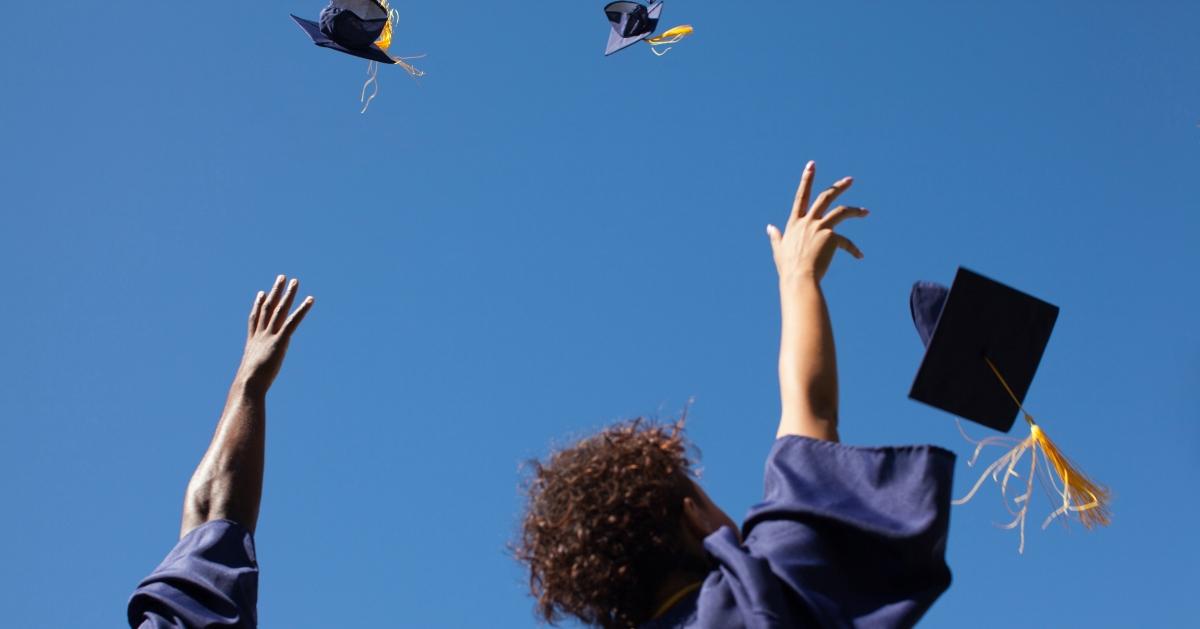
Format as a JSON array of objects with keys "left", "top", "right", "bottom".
[
  {"left": 643, "top": 436, "right": 956, "bottom": 629},
  {"left": 127, "top": 520, "right": 259, "bottom": 628}
]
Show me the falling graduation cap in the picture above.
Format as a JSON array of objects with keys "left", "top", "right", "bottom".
[
  {"left": 291, "top": 0, "right": 425, "bottom": 112},
  {"left": 604, "top": 1, "right": 694, "bottom": 56},
  {"left": 910, "top": 267, "right": 1110, "bottom": 553}
]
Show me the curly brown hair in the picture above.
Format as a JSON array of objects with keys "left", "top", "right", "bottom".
[{"left": 515, "top": 418, "right": 707, "bottom": 628}]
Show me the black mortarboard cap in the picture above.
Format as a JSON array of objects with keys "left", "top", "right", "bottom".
[
  {"left": 908, "top": 267, "right": 1059, "bottom": 433},
  {"left": 291, "top": 0, "right": 396, "bottom": 65},
  {"left": 604, "top": 1, "right": 663, "bottom": 55}
]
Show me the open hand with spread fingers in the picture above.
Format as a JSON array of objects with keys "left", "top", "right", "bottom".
[
  {"left": 766, "top": 161, "right": 868, "bottom": 287},
  {"left": 238, "top": 274, "right": 315, "bottom": 399}
]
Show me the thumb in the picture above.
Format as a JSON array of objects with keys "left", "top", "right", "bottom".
[
  {"left": 766, "top": 224, "right": 782, "bottom": 249},
  {"left": 835, "top": 234, "right": 864, "bottom": 259}
]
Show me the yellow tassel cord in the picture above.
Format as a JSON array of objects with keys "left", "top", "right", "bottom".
[
  {"left": 361, "top": 3, "right": 426, "bottom": 113},
  {"left": 953, "top": 357, "right": 1110, "bottom": 553},
  {"left": 650, "top": 581, "right": 704, "bottom": 620},
  {"left": 646, "top": 24, "right": 694, "bottom": 56},
  {"left": 375, "top": 4, "right": 395, "bottom": 52}
]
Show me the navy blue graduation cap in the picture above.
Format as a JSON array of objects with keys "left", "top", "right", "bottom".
[
  {"left": 604, "top": 1, "right": 663, "bottom": 55},
  {"left": 908, "top": 267, "right": 1058, "bottom": 432},
  {"left": 291, "top": 0, "right": 395, "bottom": 64},
  {"left": 290, "top": 0, "right": 425, "bottom": 113},
  {"left": 604, "top": 1, "right": 693, "bottom": 56},
  {"left": 908, "top": 267, "right": 1109, "bottom": 552}
]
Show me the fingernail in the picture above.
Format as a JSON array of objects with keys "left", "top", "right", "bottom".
[{"left": 805, "top": 160, "right": 815, "bottom": 171}]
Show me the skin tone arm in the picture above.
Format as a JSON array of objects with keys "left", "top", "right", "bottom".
[
  {"left": 667, "top": 162, "right": 867, "bottom": 604},
  {"left": 179, "top": 275, "right": 314, "bottom": 539},
  {"left": 766, "top": 161, "right": 867, "bottom": 442}
]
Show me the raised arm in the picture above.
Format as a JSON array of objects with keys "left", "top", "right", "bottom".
[
  {"left": 766, "top": 161, "right": 866, "bottom": 442},
  {"left": 179, "top": 275, "right": 314, "bottom": 538}
]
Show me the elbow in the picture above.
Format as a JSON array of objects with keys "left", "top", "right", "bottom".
[
  {"left": 183, "top": 471, "right": 256, "bottom": 533},
  {"left": 804, "top": 388, "right": 839, "bottom": 425},
  {"left": 183, "top": 475, "right": 215, "bottom": 523},
  {"left": 795, "top": 392, "right": 840, "bottom": 442},
  {"left": 809, "top": 406, "right": 838, "bottom": 427},
  {"left": 777, "top": 408, "right": 840, "bottom": 442}
]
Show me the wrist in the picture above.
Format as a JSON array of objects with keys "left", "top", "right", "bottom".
[
  {"left": 779, "top": 273, "right": 821, "bottom": 298},
  {"left": 230, "top": 372, "right": 269, "bottom": 402}
]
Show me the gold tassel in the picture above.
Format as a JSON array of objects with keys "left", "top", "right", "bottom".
[
  {"left": 953, "top": 357, "right": 1110, "bottom": 552},
  {"left": 375, "top": 7, "right": 395, "bottom": 52},
  {"left": 1031, "top": 423, "right": 1111, "bottom": 529},
  {"left": 646, "top": 24, "right": 694, "bottom": 55}
]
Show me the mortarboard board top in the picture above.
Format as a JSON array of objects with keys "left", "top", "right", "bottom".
[{"left": 909, "top": 267, "right": 1059, "bottom": 433}]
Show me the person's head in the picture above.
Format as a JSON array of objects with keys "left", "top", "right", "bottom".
[{"left": 516, "top": 418, "right": 736, "bottom": 628}]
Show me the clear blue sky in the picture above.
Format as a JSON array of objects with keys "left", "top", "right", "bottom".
[{"left": 1, "top": 1, "right": 1197, "bottom": 627}]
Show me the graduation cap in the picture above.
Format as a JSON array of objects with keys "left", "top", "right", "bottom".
[
  {"left": 292, "top": 0, "right": 396, "bottom": 63},
  {"left": 291, "top": 0, "right": 425, "bottom": 112},
  {"left": 603, "top": 1, "right": 694, "bottom": 56},
  {"left": 908, "top": 267, "right": 1109, "bottom": 552},
  {"left": 909, "top": 267, "right": 1058, "bottom": 432}
]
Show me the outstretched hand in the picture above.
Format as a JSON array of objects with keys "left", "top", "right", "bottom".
[
  {"left": 237, "top": 275, "right": 314, "bottom": 398},
  {"left": 766, "top": 161, "right": 867, "bottom": 286}
]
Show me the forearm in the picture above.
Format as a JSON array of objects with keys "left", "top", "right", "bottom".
[
  {"left": 776, "top": 276, "right": 840, "bottom": 441},
  {"left": 181, "top": 378, "right": 266, "bottom": 538},
  {"left": 766, "top": 162, "right": 862, "bottom": 441}
]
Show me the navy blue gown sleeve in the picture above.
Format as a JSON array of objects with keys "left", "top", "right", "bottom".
[
  {"left": 127, "top": 519, "right": 259, "bottom": 629},
  {"left": 682, "top": 436, "right": 955, "bottom": 629}
]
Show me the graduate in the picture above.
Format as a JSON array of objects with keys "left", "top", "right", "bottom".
[
  {"left": 516, "top": 163, "right": 956, "bottom": 629},
  {"left": 127, "top": 275, "right": 314, "bottom": 629}
]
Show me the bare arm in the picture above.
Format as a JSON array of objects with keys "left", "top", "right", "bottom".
[
  {"left": 180, "top": 275, "right": 314, "bottom": 538},
  {"left": 766, "top": 161, "right": 867, "bottom": 442}
]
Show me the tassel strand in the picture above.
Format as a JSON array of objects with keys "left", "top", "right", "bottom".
[{"left": 953, "top": 357, "right": 1110, "bottom": 552}]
